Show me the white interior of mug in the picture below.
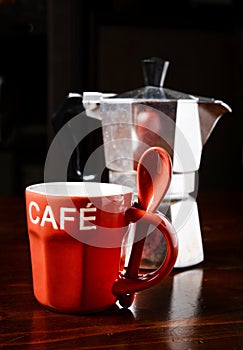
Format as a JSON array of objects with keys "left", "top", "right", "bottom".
[{"left": 26, "top": 182, "right": 133, "bottom": 197}]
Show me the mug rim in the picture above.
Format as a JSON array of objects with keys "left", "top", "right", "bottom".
[{"left": 25, "top": 182, "right": 133, "bottom": 198}]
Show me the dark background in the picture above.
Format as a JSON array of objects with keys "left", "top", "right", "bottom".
[{"left": 0, "top": 0, "right": 242, "bottom": 195}]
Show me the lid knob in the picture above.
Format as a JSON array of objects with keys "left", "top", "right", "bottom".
[{"left": 141, "top": 57, "right": 170, "bottom": 87}]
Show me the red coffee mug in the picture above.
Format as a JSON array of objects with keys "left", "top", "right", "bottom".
[{"left": 25, "top": 182, "right": 178, "bottom": 314}]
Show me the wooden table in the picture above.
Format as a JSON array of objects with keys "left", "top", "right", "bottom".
[{"left": 1, "top": 192, "right": 243, "bottom": 349}]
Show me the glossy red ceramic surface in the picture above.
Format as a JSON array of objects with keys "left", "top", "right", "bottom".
[{"left": 25, "top": 149, "right": 177, "bottom": 314}]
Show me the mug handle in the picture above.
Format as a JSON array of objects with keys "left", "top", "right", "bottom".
[{"left": 112, "top": 206, "right": 178, "bottom": 301}]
